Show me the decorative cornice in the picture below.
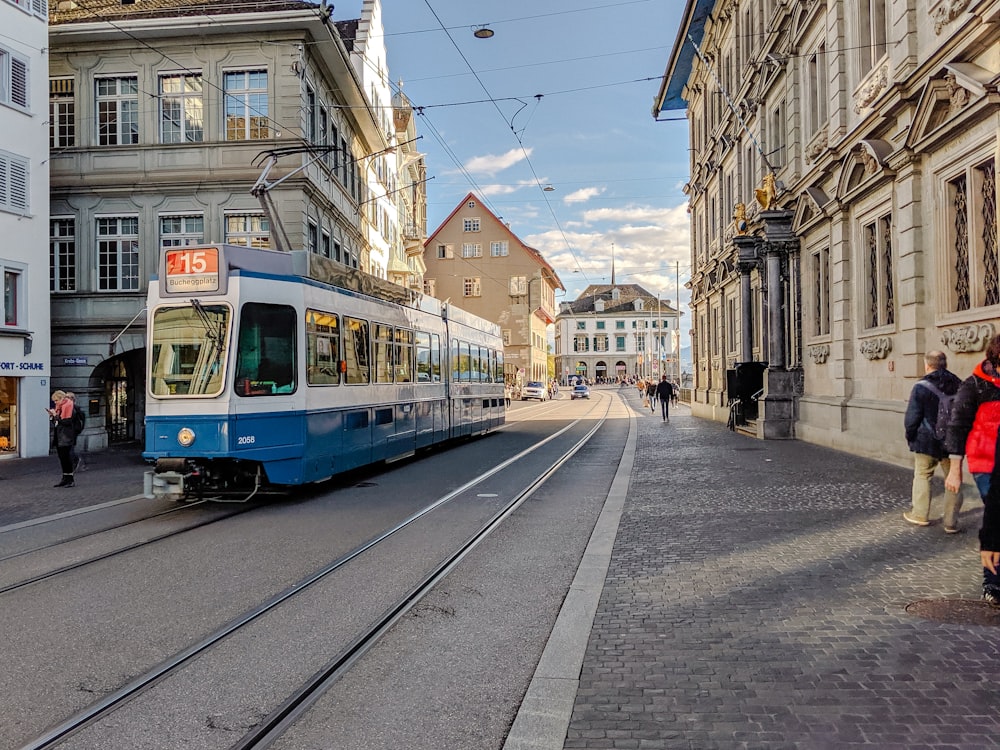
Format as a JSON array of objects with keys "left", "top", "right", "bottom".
[
  {"left": 854, "top": 66, "right": 888, "bottom": 113},
  {"left": 931, "top": 0, "right": 972, "bottom": 34},
  {"left": 807, "top": 344, "right": 830, "bottom": 364},
  {"left": 941, "top": 322, "right": 995, "bottom": 352},
  {"left": 859, "top": 336, "right": 893, "bottom": 360}
]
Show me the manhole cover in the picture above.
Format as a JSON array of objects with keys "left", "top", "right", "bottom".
[{"left": 906, "top": 598, "right": 1000, "bottom": 626}]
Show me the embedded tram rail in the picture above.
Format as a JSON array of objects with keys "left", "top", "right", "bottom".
[{"left": 15, "top": 394, "right": 612, "bottom": 750}]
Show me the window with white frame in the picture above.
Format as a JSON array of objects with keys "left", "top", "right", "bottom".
[
  {"left": 50, "top": 78, "right": 74, "bottom": 148},
  {"left": 862, "top": 212, "right": 894, "bottom": 328},
  {"left": 160, "top": 73, "right": 203, "bottom": 143},
  {"left": 437, "top": 244, "right": 453, "bottom": 259},
  {"left": 0, "top": 45, "right": 28, "bottom": 110},
  {"left": 806, "top": 46, "right": 828, "bottom": 138},
  {"left": 224, "top": 69, "right": 269, "bottom": 141},
  {"left": 594, "top": 334, "right": 609, "bottom": 352},
  {"left": 424, "top": 278, "right": 436, "bottom": 297},
  {"left": 509, "top": 275, "right": 527, "bottom": 296},
  {"left": 226, "top": 213, "right": 269, "bottom": 248},
  {"left": 96, "top": 76, "right": 138, "bottom": 145},
  {"left": 946, "top": 157, "right": 998, "bottom": 312},
  {"left": 574, "top": 335, "right": 589, "bottom": 352},
  {"left": 3, "top": 266, "right": 21, "bottom": 326},
  {"left": 461, "top": 243, "right": 481, "bottom": 258},
  {"left": 463, "top": 217, "right": 480, "bottom": 232},
  {"left": 321, "top": 231, "right": 331, "bottom": 258},
  {"left": 5, "top": 0, "right": 47, "bottom": 19},
  {"left": 463, "top": 277, "right": 481, "bottom": 297},
  {"left": 490, "top": 241, "right": 508, "bottom": 257},
  {"left": 159, "top": 215, "right": 204, "bottom": 249},
  {"left": 859, "top": 0, "right": 888, "bottom": 76},
  {"left": 307, "top": 221, "right": 318, "bottom": 254},
  {"left": 50, "top": 217, "right": 76, "bottom": 292},
  {"left": 97, "top": 217, "right": 139, "bottom": 291},
  {"left": 0, "top": 150, "right": 28, "bottom": 215},
  {"left": 501, "top": 329, "right": 511, "bottom": 346}
]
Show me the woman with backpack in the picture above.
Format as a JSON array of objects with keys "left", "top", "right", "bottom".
[{"left": 47, "top": 390, "right": 80, "bottom": 488}]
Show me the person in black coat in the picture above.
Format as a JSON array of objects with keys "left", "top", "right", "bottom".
[
  {"left": 945, "top": 334, "right": 1000, "bottom": 606},
  {"left": 654, "top": 375, "right": 674, "bottom": 421},
  {"left": 902, "top": 350, "right": 963, "bottom": 529}
]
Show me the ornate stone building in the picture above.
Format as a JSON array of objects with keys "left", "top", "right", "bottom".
[{"left": 656, "top": 0, "right": 999, "bottom": 466}]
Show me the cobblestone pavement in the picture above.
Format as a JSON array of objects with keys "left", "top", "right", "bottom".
[
  {"left": 0, "top": 446, "right": 148, "bottom": 527},
  {"left": 567, "top": 391, "right": 1000, "bottom": 749}
]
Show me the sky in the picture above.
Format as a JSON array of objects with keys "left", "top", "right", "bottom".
[{"left": 343, "top": 0, "right": 693, "bottom": 318}]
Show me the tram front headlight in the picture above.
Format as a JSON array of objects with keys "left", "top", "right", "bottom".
[{"left": 177, "top": 427, "right": 196, "bottom": 447}]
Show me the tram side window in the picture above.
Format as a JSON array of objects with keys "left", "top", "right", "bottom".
[
  {"left": 345, "top": 317, "right": 371, "bottom": 384},
  {"left": 460, "top": 341, "right": 472, "bottom": 382},
  {"left": 472, "top": 346, "right": 483, "bottom": 382},
  {"left": 235, "top": 303, "right": 296, "bottom": 396},
  {"left": 306, "top": 309, "right": 340, "bottom": 385},
  {"left": 374, "top": 324, "right": 393, "bottom": 383},
  {"left": 431, "top": 334, "right": 441, "bottom": 382},
  {"left": 416, "top": 331, "right": 431, "bottom": 383},
  {"left": 495, "top": 348, "right": 504, "bottom": 383},
  {"left": 395, "top": 328, "right": 413, "bottom": 383},
  {"left": 451, "top": 338, "right": 461, "bottom": 381}
]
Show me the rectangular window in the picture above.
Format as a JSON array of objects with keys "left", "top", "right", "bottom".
[
  {"left": 461, "top": 243, "right": 482, "bottom": 258},
  {"left": 149, "top": 303, "right": 230, "bottom": 397},
  {"left": 596, "top": 321, "right": 605, "bottom": 330},
  {"left": 501, "top": 329, "right": 511, "bottom": 346},
  {"left": 574, "top": 335, "right": 589, "bottom": 353},
  {"left": 96, "top": 76, "right": 138, "bottom": 145},
  {"left": 416, "top": 331, "right": 433, "bottom": 383},
  {"left": 225, "top": 213, "right": 269, "bottom": 248},
  {"left": 235, "top": 303, "right": 296, "bottom": 396},
  {"left": 307, "top": 221, "right": 318, "bottom": 255},
  {"left": 160, "top": 73, "right": 203, "bottom": 143},
  {"left": 50, "top": 217, "right": 76, "bottom": 292},
  {"left": 224, "top": 69, "right": 269, "bottom": 141},
  {"left": 859, "top": 0, "right": 888, "bottom": 75},
  {"left": 509, "top": 275, "right": 527, "bottom": 296},
  {"left": 50, "top": 78, "right": 75, "bottom": 148},
  {"left": 594, "top": 335, "right": 609, "bottom": 352},
  {"left": 0, "top": 46, "right": 29, "bottom": 110},
  {"left": 97, "top": 216, "right": 139, "bottom": 291},
  {"left": 463, "top": 277, "right": 481, "bottom": 297},
  {"left": 3, "top": 269, "right": 19, "bottom": 326},
  {"left": 576, "top": 321, "right": 586, "bottom": 331},
  {"left": 490, "top": 241, "right": 508, "bottom": 257},
  {"left": 394, "top": 328, "right": 413, "bottom": 383},
  {"left": 812, "top": 247, "right": 831, "bottom": 336},
  {"left": 423, "top": 278, "right": 436, "bottom": 297},
  {"left": 948, "top": 158, "right": 998, "bottom": 312},
  {"left": 345, "top": 316, "right": 371, "bottom": 384},
  {"left": 159, "top": 215, "right": 204, "bottom": 249},
  {"left": 374, "top": 323, "right": 393, "bottom": 383},
  {"left": 306, "top": 309, "right": 340, "bottom": 385},
  {"left": 463, "top": 217, "right": 481, "bottom": 232},
  {"left": 615, "top": 321, "right": 625, "bottom": 329},
  {"left": 436, "top": 244, "right": 452, "bottom": 259},
  {"left": 615, "top": 335, "right": 626, "bottom": 351},
  {"left": 863, "top": 213, "right": 894, "bottom": 328},
  {"left": 0, "top": 150, "right": 28, "bottom": 215},
  {"left": 321, "top": 231, "right": 331, "bottom": 259}
]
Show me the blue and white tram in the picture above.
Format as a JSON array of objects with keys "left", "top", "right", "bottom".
[{"left": 143, "top": 244, "right": 505, "bottom": 500}]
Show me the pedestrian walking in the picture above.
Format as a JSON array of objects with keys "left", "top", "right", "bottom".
[
  {"left": 645, "top": 379, "right": 657, "bottom": 413},
  {"left": 903, "top": 350, "right": 962, "bottom": 529},
  {"left": 47, "top": 390, "right": 79, "bottom": 487},
  {"left": 945, "top": 334, "right": 1000, "bottom": 605},
  {"left": 655, "top": 375, "right": 674, "bottom": 421}
]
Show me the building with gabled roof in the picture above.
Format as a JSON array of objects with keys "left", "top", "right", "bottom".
[
  {"left": 555, "top": 283, "right": 680, "bottom": 384},
  {"left": 423, "top": 193, "right": 563, "bottom": 385}
]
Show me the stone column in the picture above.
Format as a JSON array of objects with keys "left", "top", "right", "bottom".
[{"left": 734, "top": 235, "right": 759, "bottom": 364}]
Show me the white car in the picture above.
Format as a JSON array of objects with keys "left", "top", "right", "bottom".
[
  {"left": 522, "top": 381, "right": 548, "bottom": 401},
  {"left": 571, "top": 384, "right": 591, "bottom": 399}
]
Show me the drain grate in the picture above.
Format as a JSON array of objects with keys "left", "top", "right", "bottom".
[{"left": 906, "top": 598, "right": 1000, "bottom": 626}]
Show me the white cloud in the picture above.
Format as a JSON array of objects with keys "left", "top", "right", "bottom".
[
  {"left": 562, "top": 186, "right": 605, "bottom": 204},
  {"left": 462, "top": 148, "right": 532, "bottom": 176}
]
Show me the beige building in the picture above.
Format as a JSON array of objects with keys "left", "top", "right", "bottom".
[
  {"left": 423, "top": 193, "right": 563, "bottom": 384},
  {"left": 656, "top": 0, "right": 1000, "bottom": 465},
  {"left": 48, "top": 0, "right": 413, "bottom": 448}
]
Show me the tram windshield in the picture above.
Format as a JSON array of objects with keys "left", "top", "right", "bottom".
[{"left": 149, "top": 303, "right": 231, "bottom": 397}]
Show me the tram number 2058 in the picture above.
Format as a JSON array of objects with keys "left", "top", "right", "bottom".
[{"left": 237, "top": 435, "right": 256, "bottom": 445}]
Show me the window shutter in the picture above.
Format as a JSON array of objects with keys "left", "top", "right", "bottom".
[
  {"left": 32, "top": 0, "right": 47, "bottom": 18},
  {"left": 11, "top": 57, "right": 27, "bottom": 108},
  {"left": 0, "top": 154, "right": 7, "bottom": 210},
  {"left": 9, "top": 158, "right": 27, "bottom": 212}
]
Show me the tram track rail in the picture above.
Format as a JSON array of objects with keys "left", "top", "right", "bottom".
[{"left": 17, "top": 395, "right": 612, "bottom": 750}]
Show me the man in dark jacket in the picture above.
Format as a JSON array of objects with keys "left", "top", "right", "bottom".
[
  {"left": 945, "top": 334, "right": 1000, "bottom": 605},
  {"left": 655, "top": 375, "right": 674, "bottom": 421},
  {"left": 903, "top": 350, "right": 963, "bottom": 529}
]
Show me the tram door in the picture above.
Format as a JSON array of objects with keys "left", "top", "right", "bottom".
[{"left": 105, "top": 360, "right": 133, "bottom": 443}]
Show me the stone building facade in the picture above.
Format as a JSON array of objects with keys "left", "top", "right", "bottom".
[{"left": 656, "top": 0, "right": 1000, "bottom": 465}]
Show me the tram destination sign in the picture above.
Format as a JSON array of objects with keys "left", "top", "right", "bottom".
[{"left": 165, "top": 247, "right": 221, "bottom": 293}]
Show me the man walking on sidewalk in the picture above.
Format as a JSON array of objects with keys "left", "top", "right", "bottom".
[
  {"left": 903, "top": 350, "right": 962, "bottom": 529},
  {"left": 655, "top": 375, "right": 674, "bottom": 422}
]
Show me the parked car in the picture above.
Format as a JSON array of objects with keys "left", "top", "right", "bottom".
[
  {"left": 571, "top": 384, "right": 591, "bottom": 399},
  {"left": 522, "top": 381, "right": 548, "bottom": 401}
]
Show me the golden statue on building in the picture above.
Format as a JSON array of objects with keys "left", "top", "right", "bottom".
[
  {"left": 754, "top": 172, "right": 778, "bottom": 211},
  {"left": 733, "top": 202, "right": 748, "bottom": 235}
]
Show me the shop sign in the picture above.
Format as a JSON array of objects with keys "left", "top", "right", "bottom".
[
  {"left": 0, "top": 360, "right": 46, "bottom": 371},
  {"left": 63, "top": 357, "right": 88, "bottom": 365}
]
